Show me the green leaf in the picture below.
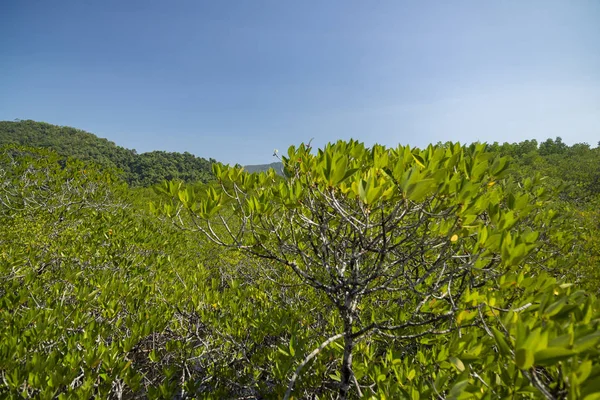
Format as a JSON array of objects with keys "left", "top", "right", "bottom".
[
  {"left": 449, "top": 356, "right": 465, "bottom": 372},
  {"left": 412, "top": 153, "right": 426, "bottom": 168},
  {"left": 534, "top": 347, "right": 576, "bottom": 366},
  {"left": 406, "top": 178, "right": 434, "bottom": 202},
  {"left": 331, "top": 156, "right": 347, "bottom": 185},
  {"left": 411, "top": 387, "right": 420, "bottom": 400},
  {"left": 574, "top": 331, "right": 600, "bottom": 353},
  {"left": 492, "top": 327, "right": 512, "bottom": 356},
  {"left": 278, "top": 347, "right": 289, "bottom": 357},
  {"left": 340, "top": 168, "right": 359, "bottom": 184},
  {"left": 515, "top": 348, "right": 534, "bottom": 370},
  {"left": 447, "top": 380, "right": 470, "bottom": 400},
  {"left": 577, "top": 360, "right": 593, "bottom": 384}
]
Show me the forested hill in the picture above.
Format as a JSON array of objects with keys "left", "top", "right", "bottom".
[
  {"left": 1, "top": 120, "right": 598, "bottom": 198},
  {"left": 0, "top": 120, "right": 214, "bottom": 186}
]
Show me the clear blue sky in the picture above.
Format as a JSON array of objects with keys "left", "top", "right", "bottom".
[{"left": 1, "top": 1, "right": 599, "bottom": 164}]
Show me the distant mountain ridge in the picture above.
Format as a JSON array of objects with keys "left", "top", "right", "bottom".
[
  {"left": 0, "top": 120, "right": 214, "bottom": 186},
  {"left": 243, "top": 161, "right": 284, "bottom": 175}
]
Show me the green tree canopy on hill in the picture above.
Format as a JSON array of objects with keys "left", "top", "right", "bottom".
[{"left": 0, "top": 120, "right": 214, "bottom": 186}]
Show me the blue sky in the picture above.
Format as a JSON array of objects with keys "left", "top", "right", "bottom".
[{"left": 1, "top": 1, "right": 599, "bottom": 165}]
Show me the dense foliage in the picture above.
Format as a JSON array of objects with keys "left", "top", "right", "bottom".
[
  {"left": 1, "top": 132, "right": 599, "bottom": 399},
  {"left": 0, "top": 120, "right": 214, "bottom": 186},
  {"left": 489, "top": 138, "right": 600, "bottom": 292},
  {"left": 163, "top": 140, "right": 600, "bottom": 399},
  {"left": 490, "top": 137, "right": 600, "bottom": 205}
]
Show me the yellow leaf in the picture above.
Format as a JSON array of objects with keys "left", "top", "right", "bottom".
[
  {"left": 451, "top": 234, "right": 459, "bottom": 242},
  {"left": 449, "top": 356, "right": 465, "bottom": 372},
  {"left": 121, "top": 360, "right": 132, "bottom": 372},
  {"left": 488, "top": 181, "right": 495, "bottom": 187}
]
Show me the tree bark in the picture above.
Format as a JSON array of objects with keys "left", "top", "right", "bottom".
[
  {"left": 339, "top": 328, "right": 354, "bottom": 399},
  {"left": 339, "top": 295, "right": 356, "bottom": 400}
]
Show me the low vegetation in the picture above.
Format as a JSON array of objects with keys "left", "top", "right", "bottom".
[{"left": 1, "top": 122, "right": 599, "bottom": 399}]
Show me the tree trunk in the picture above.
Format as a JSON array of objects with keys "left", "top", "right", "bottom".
[
  {"left": 339, "top": 295, "right": 356, "bottom": 400},
  {"left": 339, "top": 327, "right": 354, "bottom": 399}
]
